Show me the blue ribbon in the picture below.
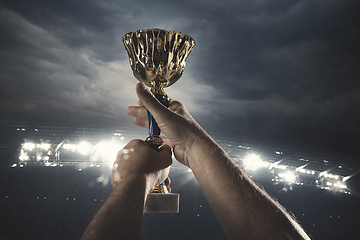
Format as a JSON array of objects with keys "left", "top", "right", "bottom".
[{"left": 147, "top": 94, "right": 169, "bottom": 137}]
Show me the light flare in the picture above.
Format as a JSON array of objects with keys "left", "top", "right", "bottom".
[
  {"left": 92, "top": 139, "right": 126, "bottom": 168},
  {"left": 77, "top": 141, "right": 92, "bottom": 155},
  {"left": 23, "top": 142, "right": 36, "bottom": 151},
  {"left": 242, "top": 153, "right": 268, "bottom": 170},
  {"left": 279, "top": 171, "right": 297, "bottom": 183}
]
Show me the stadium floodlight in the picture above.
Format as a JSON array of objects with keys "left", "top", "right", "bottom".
[
  {"left": 19, "top": 151, "right": 29, "bottom": 161},
  {"left": 63, "top": 143, "right": 77, "bottom": 151},
  {"left": 77, "top": 141, "right": 92, "bottom": 155},
  {"left": 40, "top": 143, "right": 51, "bottom": 150},
  {"left": 334, "top": 181, "right": 346, "bottom": 189},
  {"left": 23, "top": 142, "right": 36, "bottom": 151},
  {"left": 278, "top": 171, "right": 297, "bottom": 183},
  {"left": 296, "top": 165, "right": 316, "bottom": 175},
  {"left": 320, "top": 172, "right": 341, "bottom": 180},
  {"left": 93, "top": 140, "right": 126, "bottom": 167},
  {"left": 242, "top": 153, "right": 268, "bottom": 171}
]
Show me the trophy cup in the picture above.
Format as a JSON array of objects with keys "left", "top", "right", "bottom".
[{"left": 122, "top": 29, "right": 196, "bottom": 213}]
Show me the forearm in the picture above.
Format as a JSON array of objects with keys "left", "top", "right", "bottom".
[
  {"left": 81, "top": 175, "right": 149, "bottom": 240},
  {"left": 187, "top": 132, "right": 310, "bottom": 239}
]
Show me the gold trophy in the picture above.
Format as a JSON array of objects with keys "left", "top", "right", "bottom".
[{"left": 123, "top": 29, "right": 196, "bottom": 213}]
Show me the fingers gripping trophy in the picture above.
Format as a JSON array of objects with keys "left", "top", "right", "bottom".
[{"left": 122, "top": 29, "right": 196, "bottom": 213}]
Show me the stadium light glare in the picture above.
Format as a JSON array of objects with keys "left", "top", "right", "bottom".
[
  {"left": 19, "top": 151, "right": 29, "bottom": 161},
  {"left": 77, "top": 142, "right": 92, "bottom": 155},
  {"left": 342, "top": 174, "right": 354, "bottom": 182},
  {"left": 334, "top": 182, "right": 346, "bottom": 189},
  {"left": 279, "top": 171, "right": 296, "bottom": 183},
  {"left": 63, "top": 143, "right": 77, "bottom": 151},
  {"left": 242, "top": 153, "right": 268, "bottom": 170},
  {"left": 93, "top": 140, "right": 126, "bottom": 167},
  {"left": 23, "top": 142, "right": 36, "bottom": 151},
  {"left": 40, "top": 143, "right": 51, "bottom": 150}
]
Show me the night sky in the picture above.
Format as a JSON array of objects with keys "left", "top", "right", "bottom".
[{"left": 1, "top": 0, "right": 360, "bottom": 239}]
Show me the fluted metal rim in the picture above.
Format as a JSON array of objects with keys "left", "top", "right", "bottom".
[
  {"left": 122, "top": 28, "right": 196, "bottom": 45},
  {"left": 122, "top": 28, "right": 196, "bottom": 89}
]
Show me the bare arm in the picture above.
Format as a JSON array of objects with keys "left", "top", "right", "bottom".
[
  {"left": 81, "top": 139, "right": 172, "bottom": 240},
  {"left": 81, "top": 175, "right": 147, "bottom": 240},
  {"left": 127, "top": 83, "right": 310, "bottom": 240},
  {"left": 188, "top": 132, "right": 309, "bottom": 239}
]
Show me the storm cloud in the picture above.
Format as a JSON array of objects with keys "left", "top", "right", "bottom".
[{"left": 1, "top": 0, "right": 359, "bottom": 157}]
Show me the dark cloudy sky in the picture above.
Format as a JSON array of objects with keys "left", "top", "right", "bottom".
[{"left": 1, "top": 0, "right": 360, "bottom": 157}]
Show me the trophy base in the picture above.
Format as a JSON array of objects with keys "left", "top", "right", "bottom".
[
  {"left": 144, "top": 193, "right": 179, "bottom": 213},
  {"left": 151, "top": 184, "right": 169, "bottom": 193}
]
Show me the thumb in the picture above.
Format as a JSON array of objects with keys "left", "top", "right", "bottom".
[
  {"left": 158, "top": 144, "right": 173, "bottom": 167},
  {"left": 136, "top": 82, "right": 169, "bottom": 120}
]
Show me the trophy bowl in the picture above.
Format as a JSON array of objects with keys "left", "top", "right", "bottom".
[
  {"left": 122, "top": 29, "right": 196, "bottom": 95},
  {"left": 122, "top": 29, "right": 196, "bottom": 213},
  {"left": 123, "top": 29, "right": 196, "bottom": 148}
]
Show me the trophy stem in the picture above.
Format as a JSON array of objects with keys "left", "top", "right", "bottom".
[
  {"left": 146, "top": 90, "right": 169, "bottom": 144},
  {"left": 145, "top": 89, "right": 170, "bottom": 194},
  {"left": 145, "top": 135, "right": 163, "bottom": 149},
  {"left": 150, "top": 78, "right": 168, "bottom": 97}
]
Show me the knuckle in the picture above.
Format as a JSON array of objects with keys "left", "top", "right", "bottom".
[
  {"left": 138, "top": 107, "right": 147, "bottom": 118},
  {"left": 169, "top": 100, "right": 181, "bottom": 108}
]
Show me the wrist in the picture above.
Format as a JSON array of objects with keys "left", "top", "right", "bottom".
[
  {"left": 114, "top": 172, "right": 162, "bottom": 196},
  {"left": 112, "top": 173, "right": 151, "bottom": 197},
  {"left": 184, "top": 124, "right": 213, "bottom": 168}
]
